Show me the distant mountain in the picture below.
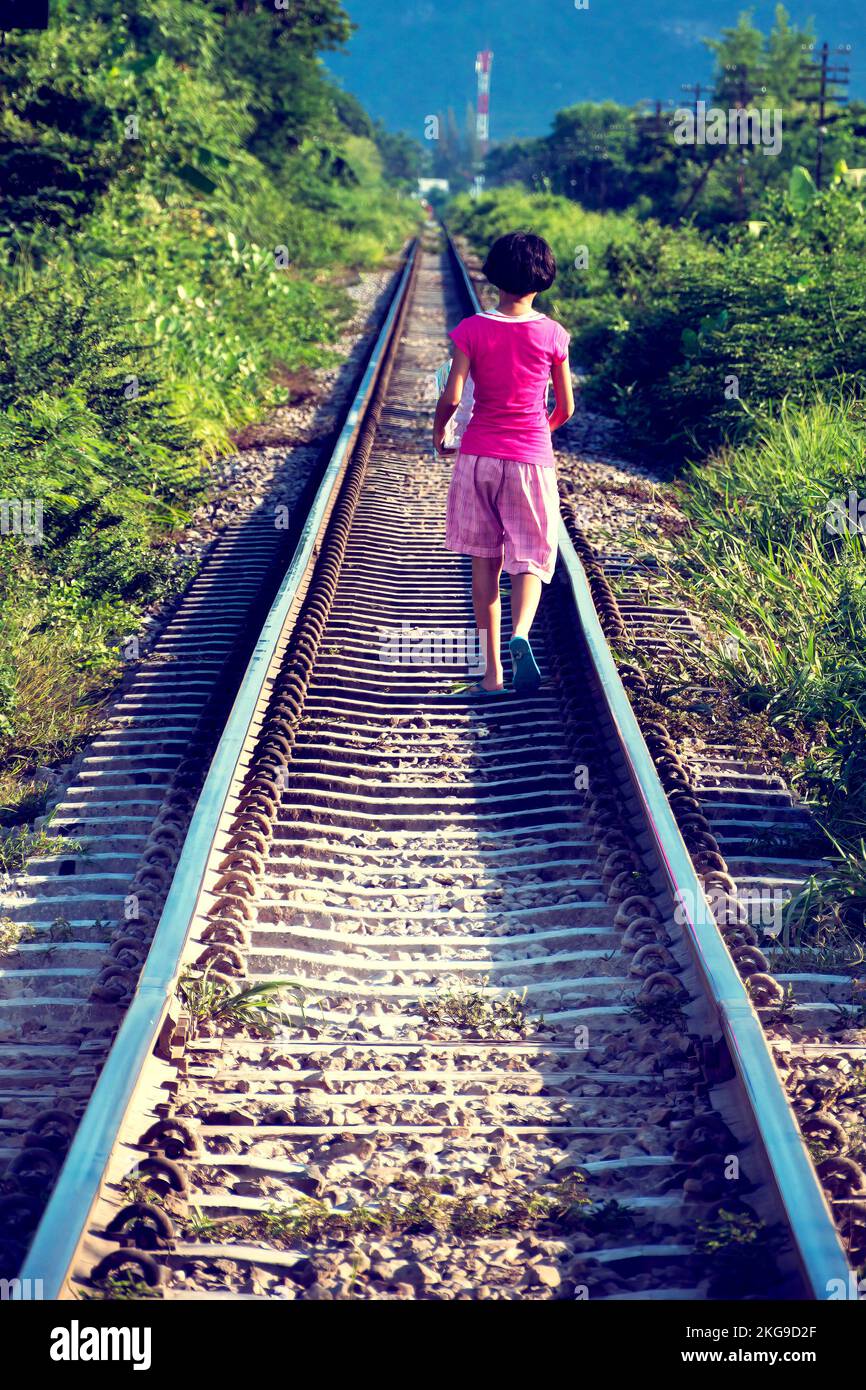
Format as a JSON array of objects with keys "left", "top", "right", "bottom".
[{"left": 326, "top": 0, "right": 865, "bottom": 143}]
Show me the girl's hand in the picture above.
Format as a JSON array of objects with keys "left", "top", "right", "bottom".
[
  {"left": 434, "top": 431, "right": 456, "bottom": 456},
  {"left": 547, "top": 358, "right": 575, "bottom": 433},
  {"left": 433, "top": 348, "right": 469, "bottom": 457}
]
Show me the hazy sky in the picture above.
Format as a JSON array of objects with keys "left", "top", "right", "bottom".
[{"left": 326, "top": 0, "right": 864, "bottom": 142}]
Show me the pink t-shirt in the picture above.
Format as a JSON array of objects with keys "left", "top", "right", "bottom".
[{"left": 449, "top": 311, "right": 570, "bottom": 467}]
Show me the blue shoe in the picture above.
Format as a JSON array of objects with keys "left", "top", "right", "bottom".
[
  {"left": 509, "top": 636, "right": 541, "bottom": 693},
  {"left": 450, "top": 681, "right": 509, "bottom": 699}
]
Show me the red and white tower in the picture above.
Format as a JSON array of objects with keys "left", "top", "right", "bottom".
[{"left": 473, "top": 49, "right": 493, "bottom": 196}]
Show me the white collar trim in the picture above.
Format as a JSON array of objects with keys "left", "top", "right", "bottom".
[{"left": 480, "top": 309, "right": 545, "bottom": 322}]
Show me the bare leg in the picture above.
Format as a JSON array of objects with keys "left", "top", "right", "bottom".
[
  {"left": 472, "top": 555, "right": 504, "bottom": 690},
  {"left": 509, "top": 572, "right": 543, "bottom": 640}
]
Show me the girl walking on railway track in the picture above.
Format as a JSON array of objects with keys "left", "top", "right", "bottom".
[{"left": 433, "top": 230, "right": 574, "bottom": 696}]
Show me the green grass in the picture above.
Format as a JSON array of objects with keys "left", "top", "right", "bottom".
[
  {"left": 642, "top": 396, "right": 866, "bottom": 947},
  {"left": 0, "top": 204, "right": 406, "bottom": 788},
  {"left": 0, "top": 826, "right": 82, "bottom": 874}
]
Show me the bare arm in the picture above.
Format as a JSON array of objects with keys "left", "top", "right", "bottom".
[
  {"left": 548, "top": 357, "right": 575, "bottom": 433},
  {"left": 433, "top": 347, "right": 470, "bottom": 455}
]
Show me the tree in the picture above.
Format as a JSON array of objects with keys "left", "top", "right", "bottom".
[
  {"left": 0, "top": 0, "right": 239, "bottom": 239},
  {"left": 331, "top": 89, "right": 375, "bottom": 139},
  {"left": 706, "top": 10, "right": 768, "bottom": 108},
  {"left": 170, "top": 0, "right": 357, "bottom": 170},
  {"left": 766, "top": 4, "right": 813, "bottom": 106},
  {"left": 486, "top": 137, "right": 550, "bottom": 191},
  {"left": 201, "top": 0, "right": 351, "bottom": 51},
  {"left": 373, "top": 123, "right": 426, "bottom": 186}
]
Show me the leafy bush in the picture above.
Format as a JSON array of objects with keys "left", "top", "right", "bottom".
[
  {"left": 0, "top": 0, "right": 418, "bottom": 807},
  {"left": 585, "top": 177, "right": 866, "bottom": 452}
]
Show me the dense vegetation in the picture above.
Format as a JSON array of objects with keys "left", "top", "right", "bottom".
[
  {"left": 453, "top": 9, "right": 866, "bottom": 944},
  {"left": 484, "top": 8, "right": 866, "bottom": 230},
  {"left": 585, "top": 174, "right": 866, "bottom": 453},
  {"left": 668, "top": 399, "right": 866, "bottom": 833},
  {"left": 0, "top": 0, "right": 418, "bottom": 826}
]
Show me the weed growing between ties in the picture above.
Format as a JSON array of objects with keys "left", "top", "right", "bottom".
[
  {"left": 121, "top": 1178, "right": 165, "bottom": 1208},
  {"left": 177, "top": 966, "right": 310, "bottom": 1038},
  {"left": 81, "top": 1272, "right": 163, "bottom": 1301},
  {"left": 89, "top": 1175, "right": 641, "bottom": 1297},
  {"left": 695, "top": 1209, "right": 788, "bottom": 1298},
  {"left": 173, "top": 1172, "right": 604, "bottom": 1248},
  {"left": 626, "top": 988, "right": 689, "bottom": 1030},
  {"left": 746, "top": 980, "right": 796, "bottom": 1024},
  {"left": 0, "top": 917, "right": 35, "bottom": 956},
  {"left": 0, "top": 825, "right": 82, "bottom": 874},
  {"left": 418, "top": 985, "right": 534, "bottom": 1038}
]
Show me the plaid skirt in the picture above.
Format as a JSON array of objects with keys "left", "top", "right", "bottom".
[{"left": 445, "top": 452, "right": 559, "bottom": 583}]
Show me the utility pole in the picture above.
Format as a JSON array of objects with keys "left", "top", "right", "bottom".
[
  {"left": 680, "top": 84, "right": 702, "bottom": 160},
  {"left": 728, "top": 63, "right": 753, "bottom": 221},
  {"left": 681, "top": 82, "right": 702, "bottom": 120},
  {"left": 638, "top": 98, "right": 674, "bottom": 146},
  {"left": 797, "top": 41, "right": 850, "bottom": 188}
]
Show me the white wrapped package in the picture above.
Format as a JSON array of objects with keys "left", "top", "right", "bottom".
[{"left": 434, "top": 359, "right": 475, "bottom": 455}]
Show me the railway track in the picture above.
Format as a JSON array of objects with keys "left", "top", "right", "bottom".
[
  {"left": 5, "top": 229, "right": 854, "bottom": 1302},
  {"left": 579, "top": 542, "right": 866, "bottom": 1281}
]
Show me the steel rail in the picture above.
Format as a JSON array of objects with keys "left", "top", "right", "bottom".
[
  {"left": 16, "top": 241, "right": 419, "bottom": 1300},
  {"left": 444, "top": 225, "right": 850, "bottom": 1300}
]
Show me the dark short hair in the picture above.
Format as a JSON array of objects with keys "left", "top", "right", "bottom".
[{"left": 482, "top": 231, "right": 557, "bottom": 295}]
